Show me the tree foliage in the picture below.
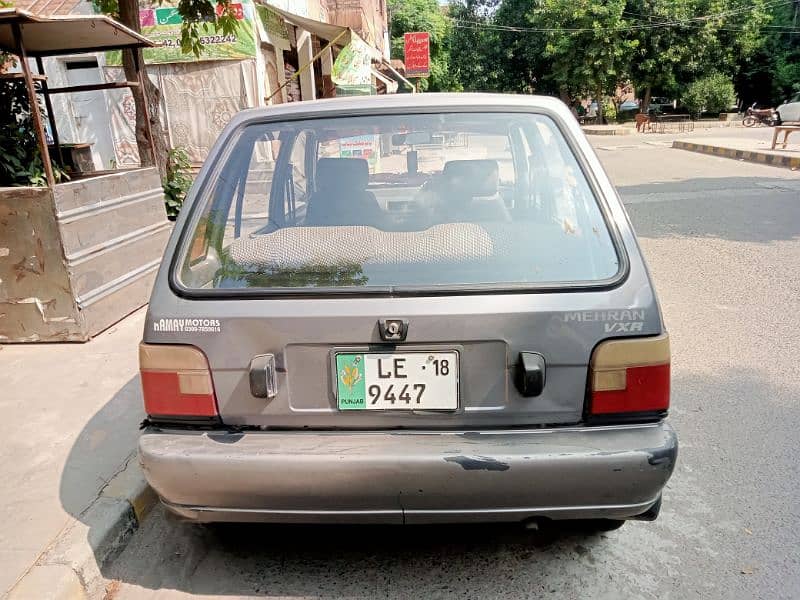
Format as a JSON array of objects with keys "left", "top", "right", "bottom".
[
  {"left": 448, "top": 0, "right": 503, "bottom": 91},
  {"left": 0, "top": 79, "right": 48, "bottom": 186},
  {"left": 735, "top": 0, "right": 800, "bottom": 106},
  {"left": 681, "top": 71, "right": 736, "bottom": 115},
  {"left": 443, "top": 0, "right": 784, "bottom": 114},
  {"left": 532, "top": 0, "right": 639, "bottom": 119},
  {"left": 163, "top": 147, "right": 193, "bottom": 220}
]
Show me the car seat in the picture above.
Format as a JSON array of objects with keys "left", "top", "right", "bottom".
[
  {"left": 433, "top": 159, "right": 510, "bottom": 223},
  {"left": 305, "top": 158, "right": 382, "bottom": 227}
]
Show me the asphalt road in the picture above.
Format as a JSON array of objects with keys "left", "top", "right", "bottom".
[{"left": 104, "top": 137, "right": 800, "bottom": 600}]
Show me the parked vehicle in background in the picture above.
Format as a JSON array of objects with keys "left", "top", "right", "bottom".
[
  {"left": 618, "top": 100, "right": 640, "bottom": 117},
  {"left": 647, "top": 97, "right": 675, "bottom": 114},
  {"left": 138, "top": 94, "right": 677, "bottom": 530},
  {"left": 776, "top": 92, "right": 800, "bottom": 124},
  {"left": 743, "top": 103, "right": 780, "bottom": 127}
]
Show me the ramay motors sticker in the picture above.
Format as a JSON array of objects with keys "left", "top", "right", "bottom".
[{"left": 152, "top": 318, "right": 221, "bottom": 333}]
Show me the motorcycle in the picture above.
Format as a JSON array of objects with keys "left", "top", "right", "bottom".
[{"left": 743, "top": 103, "right": 780, "bottom": 127}]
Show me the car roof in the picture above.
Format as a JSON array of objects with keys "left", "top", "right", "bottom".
[{"left": 228, "top": 93, "right": 571, "bottom": 127}]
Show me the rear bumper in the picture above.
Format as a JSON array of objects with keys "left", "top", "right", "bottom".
[{"left": 139, "top": 422, "right": 677, "bottom": 524}]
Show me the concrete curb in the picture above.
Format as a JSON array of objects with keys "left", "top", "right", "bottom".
[
  {"left": 673, "top": 140, "right": 800, "bottom": 170},
  {"left": 7, "top": 455, "right": 156, "bottom": 600},
  {"left": 582, "top": 126, "right": 632, "bottom": 136}
]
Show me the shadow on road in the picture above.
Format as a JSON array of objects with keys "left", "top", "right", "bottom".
[
  {"left": 57, "top": 357, "right": 800, "bottom": 599},
  {"left": 97, "top": 367, "right": 800, "bottom": 598},
  {"left": 619, "top": 176, "right": 800, "bottom": 243},
  {"left": 59, "top": 376, "right": 623, "bottom": 597},
  {"left": 59, "top": 376, "right": 142, "bottom": 519},
  {"left": 105, "top": 510, "right": 619, "bottom": 597},
  {"left": 57, "top": 375, "right": 143, "bottom": 576}
]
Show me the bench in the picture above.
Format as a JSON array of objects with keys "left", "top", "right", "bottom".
[{"left": 771, "top": 125, "right": 800, "bottom": 150}]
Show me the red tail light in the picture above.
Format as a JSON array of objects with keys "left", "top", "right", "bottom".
[
  {"left": 590, "top": 334, "right": 670, "bottom": 416},
  {"left": 139, "top": 343, "right": 218, "bottom": 418}
]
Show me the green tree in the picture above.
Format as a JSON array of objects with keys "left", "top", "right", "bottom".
[
  {"left": 491, "top": 0, "right": 556, "bottom": 94},
  {"left": 735, "top": 0, "right": 800, "bottom": 106},
  {"left": 448, "top": 0, "right": 552, "bottom": 94},
  {"left": 681, "top": 71, "right": 736, "bottom": 116},
  {"left": 447, "top": 0, "right": 502, "bottom": 91},
  {"left": 628, "top": 0, "right": 771, "bottom": 108},
  {"left": 388, "top": 0, "right": 459, "bottom": 91},
  {"left": 532, "top": 0, "right": 639, "bottom": 122},
  {"left": 624, "top": 0, "right": 698, "bottom": 111},
  {"left": 446, "top": 0, "right": 777, "bottom": 117}
]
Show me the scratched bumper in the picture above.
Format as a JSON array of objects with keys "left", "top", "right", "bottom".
[{"left": 139, "top": 422, "right": 677, "bottom": 524}]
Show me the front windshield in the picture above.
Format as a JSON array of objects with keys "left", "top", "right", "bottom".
[{"left": 178, "top": 112, "right": 620, "bottom": 292}]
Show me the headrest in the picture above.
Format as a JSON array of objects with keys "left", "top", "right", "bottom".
[
  {"left": 316, "top": 158, "right": 369, "bottom": 191},
  {"left": 442, "top": 160, "right": 499, "bottom": 196}
]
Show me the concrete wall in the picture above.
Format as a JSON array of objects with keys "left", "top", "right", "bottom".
[{"left": 0, "top": 168, "right": 170, "bottom": 343}]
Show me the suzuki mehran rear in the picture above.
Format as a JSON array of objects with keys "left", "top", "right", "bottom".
[{"left": 139, "top": 94, "right": 677, "bottom": 527}]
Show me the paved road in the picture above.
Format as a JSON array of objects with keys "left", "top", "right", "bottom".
[{"left": 104, "top": 140, "right": 800, "bottom": 600}]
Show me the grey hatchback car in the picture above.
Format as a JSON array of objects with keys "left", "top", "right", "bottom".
[{"left": 139, "top": 93, "right": 677, "bottom": 527}]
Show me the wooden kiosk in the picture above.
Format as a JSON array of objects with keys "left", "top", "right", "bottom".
[{"left": 0, "top": 9, "right": 170, "bottom": 342}]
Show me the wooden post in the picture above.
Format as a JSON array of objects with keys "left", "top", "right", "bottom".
[
  {"left": 35, "top": 56, "right": 64, "bottom": 169},
  {"left": 296, "top": 29, "right": 316, "bottom": 101},
  {"left": 12, "top": 23, "right": 55, "bottom": 186},
  {"left": 132, "top": 50, "right": 157, "bottom": 166}
]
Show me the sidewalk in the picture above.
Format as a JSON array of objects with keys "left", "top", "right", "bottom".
[
  {"left": 673, "top": 136, "right": 800, "bottom": 170},
  {"left": 0, "top": 308, "right": 147, "bottom": 597},
  {"left": 581, "top": 118, "right": 745, "bottom": 137}
]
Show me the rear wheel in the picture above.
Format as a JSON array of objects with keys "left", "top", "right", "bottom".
[{"left": 742, "top": 116, "right": 758, "bottom": 127}]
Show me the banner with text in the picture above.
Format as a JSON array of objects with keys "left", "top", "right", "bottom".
[
  {"left": 106, "top": 1, "right": 257, "bottom": 65},
  {"left": 403, "top": 31, "right": 429, "bottom": 78}
]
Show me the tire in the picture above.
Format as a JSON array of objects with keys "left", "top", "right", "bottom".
[{"left": 742, "top": 115, "right": 758, "bottom": 127}]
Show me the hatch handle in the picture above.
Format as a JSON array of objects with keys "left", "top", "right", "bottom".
[
  {"left": 515, "top": 352, "right": 546, "bottom": 397},
  {"left": 249, "top": 354, "right": 278, "bottom": 399}
]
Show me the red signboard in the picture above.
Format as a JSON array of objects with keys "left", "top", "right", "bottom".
[{"left": 404, "top": 32, "right": 430, "bottom": 78}]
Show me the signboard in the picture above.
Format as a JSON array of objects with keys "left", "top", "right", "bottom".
[
  {"left": 332, "top": 36, "right": 373, "bottom": 87},
  {"left": 256, "top": 4, "right": 289, "bottom": 42},
  {"left": 403, "top": 32, "right": 430, "bottom": 78},
  {"left": 332, "top": 35, "right": 374, "bottom": 96},
  {"left": 106, "top": 1, "right": 257, "bottom": 65},
  {"left": 338, "top": 135, "right": 380, "bottom": 172}
]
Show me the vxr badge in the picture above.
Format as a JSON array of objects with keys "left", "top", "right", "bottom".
[{"left": 378, "top": 319, "right": 408, "bottom": 342}]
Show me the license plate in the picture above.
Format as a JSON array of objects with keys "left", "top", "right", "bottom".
[{"left": 336, "top": 352, "right": 458, "bottom": 410}]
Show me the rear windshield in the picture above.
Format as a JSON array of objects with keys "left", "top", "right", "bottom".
[{"left": 177, "top": 112, "right": 620, "bottom": 292}]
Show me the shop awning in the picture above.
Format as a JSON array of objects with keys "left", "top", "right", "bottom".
[
  {"left": 0, "top": 8, "right": 153, "bottom": 56},
  {"left": 255, "top": 1, "right": 380, "bottom": 59}
]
